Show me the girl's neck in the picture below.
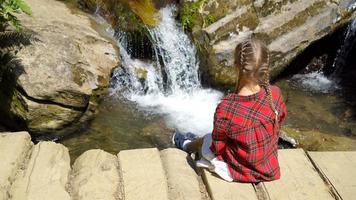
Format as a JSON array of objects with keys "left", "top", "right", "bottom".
[{"left": 237, "top": 84, "right": 261, "bottom": 96}]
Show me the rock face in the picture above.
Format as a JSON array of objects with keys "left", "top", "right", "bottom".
[
  {"left": 183, "top": 0, "right": 356, "bottom": 87},
  {"left": 0, "top": 0, "right": 119, "bottom": 135}
]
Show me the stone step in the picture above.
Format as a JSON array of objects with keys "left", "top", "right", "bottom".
[
  {"left": 263, "top": 149, "right": 334, "bottom": 200},
  {"left": 9, "top": 141, "right": 71, "bottom": 200},
  {"left": 160, "top": 148, "right": 205, "bottom": 200},
  {"left": 70, "top": 149, "right": 122, "bottom": 200},
  {"left": 118, "top": 148, "right": 169, "bottom": 200},
  {"left": 202, "top": 169, "right": 258, "bottom": 200},
  {"left": 0, "top": 132, "right": 33, "bottom": 200},
  {"left": 308, "top": 151, "right": 356, "bottom": 200}
]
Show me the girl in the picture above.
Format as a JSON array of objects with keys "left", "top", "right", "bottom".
[{"left": 173, "top": 38, "right": 287, "bottom": 182}]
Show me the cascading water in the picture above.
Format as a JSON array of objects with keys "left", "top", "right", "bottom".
[
  {"left": 332, "top": 19, "right": 356, "bottom": 77},
  {"left": 290, "top": 18, "right": 356, "bottom": 93},
  {"left": 109, "top": 6, "right": 223, "bottom": 135}
]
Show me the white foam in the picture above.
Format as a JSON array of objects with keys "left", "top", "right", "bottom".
[
  {"left": 130, "top": 89, "right": 223, "bottom": 136},
  {"left": 292, "top": 72, "right": 338, "bottom": 93},
  {"left": 101, "top": 6, "right": 225, "bottom": 136}
]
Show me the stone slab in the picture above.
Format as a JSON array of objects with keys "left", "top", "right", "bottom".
[
  {"left": 70, "top": 149, "right": 122, "bottom": 200},
  {"left": 202, "top": 169, "right": 258, "bottom": 200},
  {"left": 0, "top": 132, "right": 33, "bottom": 200},
  {"left": 263, "top": 149, "right": 334, "bottom": 200},
  {"left": 10, "top": 141, "right": 71, "bottom": 200},
  {"left": 160, "top": 148, "right": 203, "bottom": 200},
  {"left": 118, "top": 148, "right": 169, "bottom": 200},
  {"left": 308, "top": 151, "right": 356, "bottom": 200}
]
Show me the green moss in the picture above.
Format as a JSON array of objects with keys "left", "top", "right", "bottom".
[
  {"left": 203, "top": 14, "right": 216, "bottom": 27},
  {"left": 256, "top": 0, "right": 299, "bottom": 17},
  {"left": 180, "top": 0, "right": 208, "bottom": 31},
  {"left": 213, "top": 7, "right": 259, "bottom": 43},
  {"left": 123, "top": 0, "right": 159, "bottom": 27},
  {"left": 71, "top": 64, "right": 87, "bottom": 87},
  {"left": 268, "top": 1, "right": 327, "bottom": 39},
  {"left": 10, "top": 90, "right": 27, "bottom": 117}
]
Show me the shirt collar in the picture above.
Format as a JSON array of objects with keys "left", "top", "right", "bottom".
[{"left": 224, "top": 88, "right": 265, "bottom": 102}]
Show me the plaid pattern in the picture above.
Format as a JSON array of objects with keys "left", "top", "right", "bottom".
[{"left": 210, "top": 86, "right": 287, "bottom": 182}]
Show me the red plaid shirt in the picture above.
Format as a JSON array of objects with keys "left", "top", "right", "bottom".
[{"left": 210, "top": 86, "right": 287, "bottom": 182}]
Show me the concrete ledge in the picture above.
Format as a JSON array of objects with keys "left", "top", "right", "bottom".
[
  {"left": 70, "top": 149, "right": 122, "bottom": 200},
  {"left": 202, "top": 169, "right": 258, "bottom": 200},
  {"left": 308, "top": 151, "right": 356, "bottom": 200},
  {"left": 161, "top": 148, "right": 204, "bottom": 200},
  {"left": 10, "top": 141, "right": 71, "bottom": 200},
  {"left": 263, "top": 149, "right": 334, "bottom": 200},
  {"left": 118, "top": 148, "right": 169, "bottom": 200},
  {"left": 0, "top": 132, "right": 33, "bottom": 200}
]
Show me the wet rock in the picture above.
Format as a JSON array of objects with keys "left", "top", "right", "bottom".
[
  {"left": 182, "top": 0, "right": 356, "bottom": 87},
  {"left": 0, "top": 0, "right": 119, "bottom": 135}
]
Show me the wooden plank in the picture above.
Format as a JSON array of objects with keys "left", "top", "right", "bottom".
[
  {"left": 118, "top": 148, "right": 169, "bottom": 200},
  {"left": 0, "top": 132, "right": 33, "bottom": 200},
  {"left": 263, "top": 149, "right": 334, "bottom": 200},
  {"left": 202, "top": 169, "right": 258, "bottom": 200},
  {"left": 308, "top": 151, "right": 356, "bottom": 200},
  {"left": 160, "top": 148, "right": 204, "bottom": 200}
]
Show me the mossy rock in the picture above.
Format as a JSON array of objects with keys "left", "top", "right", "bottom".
[{"left": 184, "top": 0, "right": 355, "bottom": 88}]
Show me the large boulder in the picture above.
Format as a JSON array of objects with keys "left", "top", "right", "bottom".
[
  {"left": 0, "top": 0, "right": 119, "bottom": 136},
  {"left": 182, "top": 0, "right": 356, "bottom": 88}
]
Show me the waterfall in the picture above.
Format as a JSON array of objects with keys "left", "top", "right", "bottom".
[
  {"left": 105, "top": 6, "right": 223, "bottom": 135},
  {"left": 332, "top": 19, "right": 356, "bottom": 77},
  {"left": 293, "top": 18, "right": 356, "bottom": 93}
]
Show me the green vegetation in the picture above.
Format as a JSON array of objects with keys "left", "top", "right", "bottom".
[
  {"left": 0, "top": 0, "right": 32, "bottom": 31},
  {"left": 0, "top": 1, "right": 35, "bottom": 100},
  {"left": 203, "top": 14, "right": 216, "bottom": 27},
  {"left": 180, "top": 0, "right": 207, "bottom": 31}
]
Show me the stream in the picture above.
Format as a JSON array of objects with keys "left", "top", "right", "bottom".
[{"left": 62, "top": 6, "right": 356, "bottom": 159}]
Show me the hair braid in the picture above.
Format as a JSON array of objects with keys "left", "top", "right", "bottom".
[{"left": 234, "top": 38, "right": 279, "bottom": 124}]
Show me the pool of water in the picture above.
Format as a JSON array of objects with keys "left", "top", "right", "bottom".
[
  {"left": 276, "top": 73, "right": 356, "bottom": 151},
  {"left": 62, "top": 97, "right": 173, "bottom": 160},
  {"left": 62, "top": 75, "right": 356, "bottom": 160},
  {"left": 61, "top": 5, "right": 356, "bottom": 160}
]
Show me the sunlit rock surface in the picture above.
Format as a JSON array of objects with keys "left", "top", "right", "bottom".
[
  {"left": 182, "top": 0, "right": 356, "bottom": 87},
  {"left": 0, "top": 0, "right": 119, "bottom": 135}
]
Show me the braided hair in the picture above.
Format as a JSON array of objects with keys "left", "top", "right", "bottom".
[{"left": 234, "top": 38, "right": 279, "bottom": 123}]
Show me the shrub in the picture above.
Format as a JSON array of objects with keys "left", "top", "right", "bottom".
[{"left": 0, "top": 0, "right": 32, "bottom": 31}]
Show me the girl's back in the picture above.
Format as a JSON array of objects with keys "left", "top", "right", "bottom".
[{"left": 211, "top": 85, "right": 286, "bottom": 182}]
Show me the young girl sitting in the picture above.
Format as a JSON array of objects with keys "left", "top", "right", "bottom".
[{"left": 173, "top": 38, "right": 287, "bottom": 182}]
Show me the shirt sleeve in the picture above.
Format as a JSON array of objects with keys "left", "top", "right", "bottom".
[
  {"left": 210, "top": 102, "right": 229, "bottom": 156},
  {"left": 276, "top": 89, "right": 287, "bottom": 125}
]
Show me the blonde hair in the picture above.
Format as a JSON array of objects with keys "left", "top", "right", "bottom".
[{"left": 234, "top": 38, "right": 278, "bottom": 122}]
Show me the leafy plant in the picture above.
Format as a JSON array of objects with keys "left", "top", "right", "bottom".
[
  {"left": 203, "top": 14, "right": 216, "bottom": 27},
  {"left": 0, "top": 30, "right": 33, "bottom": 48},
  {"left": 181, "top": 0, "right": 207, "bottom": 31},
  {"left": 0, "top": 0, "right": 32, "bottom": 31}
]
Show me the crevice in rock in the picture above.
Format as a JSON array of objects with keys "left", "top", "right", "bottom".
[{"left": 15, "top": 86, "right": 88, "bottom": 112}]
